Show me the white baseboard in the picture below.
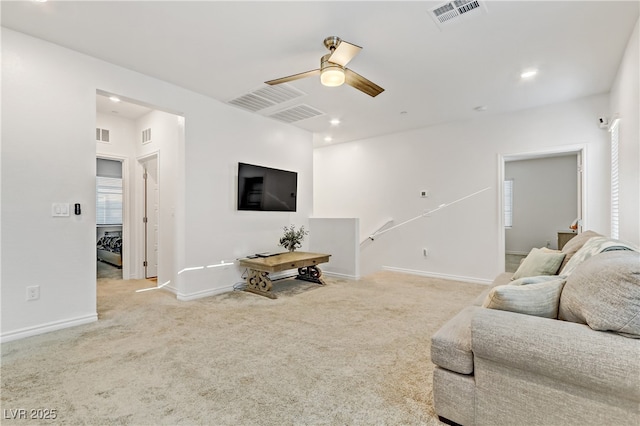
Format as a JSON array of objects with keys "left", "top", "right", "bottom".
[
  {"left": 323, "top": 271, "right": 360, "bottom": 280},
  {"left": 505, "top": 250, "right": 529, "bottom": 256},
  {"left": 381, "top": 266, "right": 493, "bottom": 285},
  {"left": 176, "top": 284, "right": 236, "bottom": 301},
  {"left": 1, "top": 314, "right": 98, "bottom": 343}
]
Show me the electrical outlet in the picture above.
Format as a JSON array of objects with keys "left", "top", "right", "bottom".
[
  {"left": 420, "top": 190, "right": 429, "bottom": 198},
  {"left": 423, "top": 248, "right": 429, "bottom": 257},
  {"left": 27, "top": 285, "right": 40, "bottom": 301}
]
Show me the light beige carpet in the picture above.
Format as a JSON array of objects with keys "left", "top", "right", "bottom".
[{"left": 1, "top": 271, "right": 485, "bottom": 425}]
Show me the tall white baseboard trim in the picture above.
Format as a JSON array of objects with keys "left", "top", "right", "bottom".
[
  {"left": 176, "top": 284, "right": 236, "bottom": 301},
  {"left": 323, "top": 271, "right": 360, "bottom": 280},
  {"left": 382, "top": 266, "right": 493, "bottom": 285},
  {"left": 1, "top": 314, "right": 98, "bottom": 343}
]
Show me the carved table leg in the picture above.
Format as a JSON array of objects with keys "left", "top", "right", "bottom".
[
  {"left": 244, "top": 269, "right": 277, "bottom": 299},
  {"left": 296, "top": 265, "right": 326, "bottom": 285}
]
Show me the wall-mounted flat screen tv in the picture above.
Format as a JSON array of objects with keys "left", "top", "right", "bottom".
[{"left": 237, "top": 162, "right": 297, "bottom": 212}]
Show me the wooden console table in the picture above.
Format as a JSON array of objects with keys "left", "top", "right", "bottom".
[{"left": 238, "top": 251, "right": 331, "bottom": 299}]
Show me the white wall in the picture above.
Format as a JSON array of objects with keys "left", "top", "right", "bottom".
[
  {"left": 308, "top": 218, "right": 360, "bottom": 279},
  {"left": 132, "top": 110, "right": 182, "bottom": 290},
  {"left": 1, "top": 29, "right": 313, "bottom": 340},
  {"left": 96, "top": 112, "right": 137, "bottom": 159},
  {"left": 314, "top": 94, "right": 611, "bottom": 282},
  {"left": 610, "top": 18, "right": 640, "bottom": 246},
  {"left": 505, "top": 155, "right": 577, "bottom": 253}
]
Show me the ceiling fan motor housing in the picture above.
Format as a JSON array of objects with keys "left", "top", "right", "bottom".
[{"left": 323, "top": 36, "right": 342, "bottom": 51}]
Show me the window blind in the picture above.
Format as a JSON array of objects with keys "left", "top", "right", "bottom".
[
  {"left": 610, "top": 121, "right": 619, "bottom": 239},
  {"left": 504, "top": 179, "right": 513, "bottom": 228},
  {"left": 97, "top": 176, "right": 123, "bottom": 225}
]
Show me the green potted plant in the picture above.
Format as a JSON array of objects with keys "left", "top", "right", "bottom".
[{"left": 279, "top": 224, "right": 308, "bottom": 252}]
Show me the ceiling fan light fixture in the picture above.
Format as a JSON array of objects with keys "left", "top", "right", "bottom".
[{"left": 320, "top": 65, "right": 345, "bottom": 87}]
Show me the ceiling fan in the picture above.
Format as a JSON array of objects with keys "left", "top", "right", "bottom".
[{"left": 265, "top": 36, "right": 384, "bottom": 98}]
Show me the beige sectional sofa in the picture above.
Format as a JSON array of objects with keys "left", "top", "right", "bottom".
[{"left": 431, "top": 231, "right": 640, "bottom": 426}]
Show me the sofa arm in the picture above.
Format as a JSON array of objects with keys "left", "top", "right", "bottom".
[{"left": 471, "top": 308, "right": 640, "bottom": 401}]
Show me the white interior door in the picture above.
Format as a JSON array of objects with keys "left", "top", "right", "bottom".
[{"left": 143, "top": 157, "right": 159, "bottom": 278}]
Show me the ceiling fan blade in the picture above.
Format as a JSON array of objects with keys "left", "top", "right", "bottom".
[
  {"left": 344, "top": 68, "right": 384, "bottom": 97},
  {"left": 265, "top": 69, "right": 320, "bottom": 85},
  {"left": 328, "top": 40, "right": 362, "bottom": 67}
]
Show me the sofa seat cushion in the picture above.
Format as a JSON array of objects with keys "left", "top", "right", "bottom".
[
  {"left": 431, "top": 305, "right": 481, "bottom": 375},
  {"left": 559, "top": 250, "right": 640, "bottom": 338}
]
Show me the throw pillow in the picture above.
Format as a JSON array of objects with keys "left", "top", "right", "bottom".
[
  {"left": 511, "top": 248, "right": 566, "bottom": 280},
  {"left": 558, "top": 250, "right": 640, "bottom": 338},
  {"left": 559, "top": 230, "right": 602, "bottom": 272},
  {"left": 482, "top": 279, "right": 566, "bottom": 319}
]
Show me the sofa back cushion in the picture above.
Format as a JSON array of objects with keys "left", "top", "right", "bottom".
[
  {"left": 558, "top": 230, "right": 602, "bottom": 272},
  {"left": 559, "top": 250, "right": 640, "bottom": 338}
]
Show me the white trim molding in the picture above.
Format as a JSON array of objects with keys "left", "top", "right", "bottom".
[
  {"left": 382, "top": 266, "right": 493, "bottom": 285},
  {"left": 175, "top": 285, "right": 236, "bottom": 301},
  {"left": 1, "top": 314, "right": 98, "bottom": 343}
]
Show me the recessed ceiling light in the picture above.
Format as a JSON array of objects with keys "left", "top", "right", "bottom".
[
  {"left": 520, "top": 69, "right": 538, "bottom": 79},
  {"left": 324, "top": 136, "right": 333, "bottom": 142},
  {"left": 330, "top": 119, "right": 341, "bottom": 125},
  {"left": 34, "top": 0, "right": 48, "bottom": 3},
  {"left": 109, "top": 96, "right": 121, "bottom": 103}
]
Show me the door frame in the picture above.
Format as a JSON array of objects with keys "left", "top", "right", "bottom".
[
  {"left": 136, "top": 151, "right": 160, "bottom": 280},
  {"left": 497, "top": 144, "right": 587, "bottom": 271},
  {"left": 96, "top": 154, "right": 130, "bottom": 279}
]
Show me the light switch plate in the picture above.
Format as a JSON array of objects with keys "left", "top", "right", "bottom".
[{"left": 52, "top": 203, "right": 70, "bottom": 217}]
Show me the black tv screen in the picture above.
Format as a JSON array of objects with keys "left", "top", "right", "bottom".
[{"left": 237, "top": 162, "right": 298, "bottom": 212}]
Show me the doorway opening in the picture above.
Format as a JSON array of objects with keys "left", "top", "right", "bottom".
[
  {"left": 96, "top": 157, "right": 125, "bottom": 280},
  {"left": 96, "top": 90, "right": 183, "bottom": 296},
  {"left": 499, "top": 146, "right": 586, "bottom": 272}
]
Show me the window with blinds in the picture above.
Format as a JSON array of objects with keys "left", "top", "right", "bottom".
[
  {"left": 610, "top": 120, "right": 619, "bottom": 239},
  {"left": 504, "top": 179, "right": 514, "bottom": 228},
  {"left": 96, "top": 176, "right": 123, "bottom": 225}
]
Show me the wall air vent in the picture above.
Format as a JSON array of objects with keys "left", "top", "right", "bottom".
[
  {"left": 142, "top": 128, "right": 152, "bottom": 144},
  {"left": 429, "top": 0, "right": 487, "bottom": 28},
  {"left": 228, "top": 84, "right": 306, "bottom": 113},
  {"left": 96, "top": 128, "right": 110, "bottom": 142},
  {"left": 267, "top": 104, "right": 324, "bottom": 123}
]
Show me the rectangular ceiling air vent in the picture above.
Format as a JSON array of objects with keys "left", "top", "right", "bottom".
[
  {"left": 429, "top": 0, "right": 486, "bottom": 27},
  {"left": 253, "top": 85, "right": 305, "bottom": 105},
  {"left": 267, "top": 104, "right": 324, "bottom": 123},
  {"left": 228, "top": 84, "right": 306, "bottom": 113},
  {"left": 228, "top": 93, "right": 275, "bottom": 112}
]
